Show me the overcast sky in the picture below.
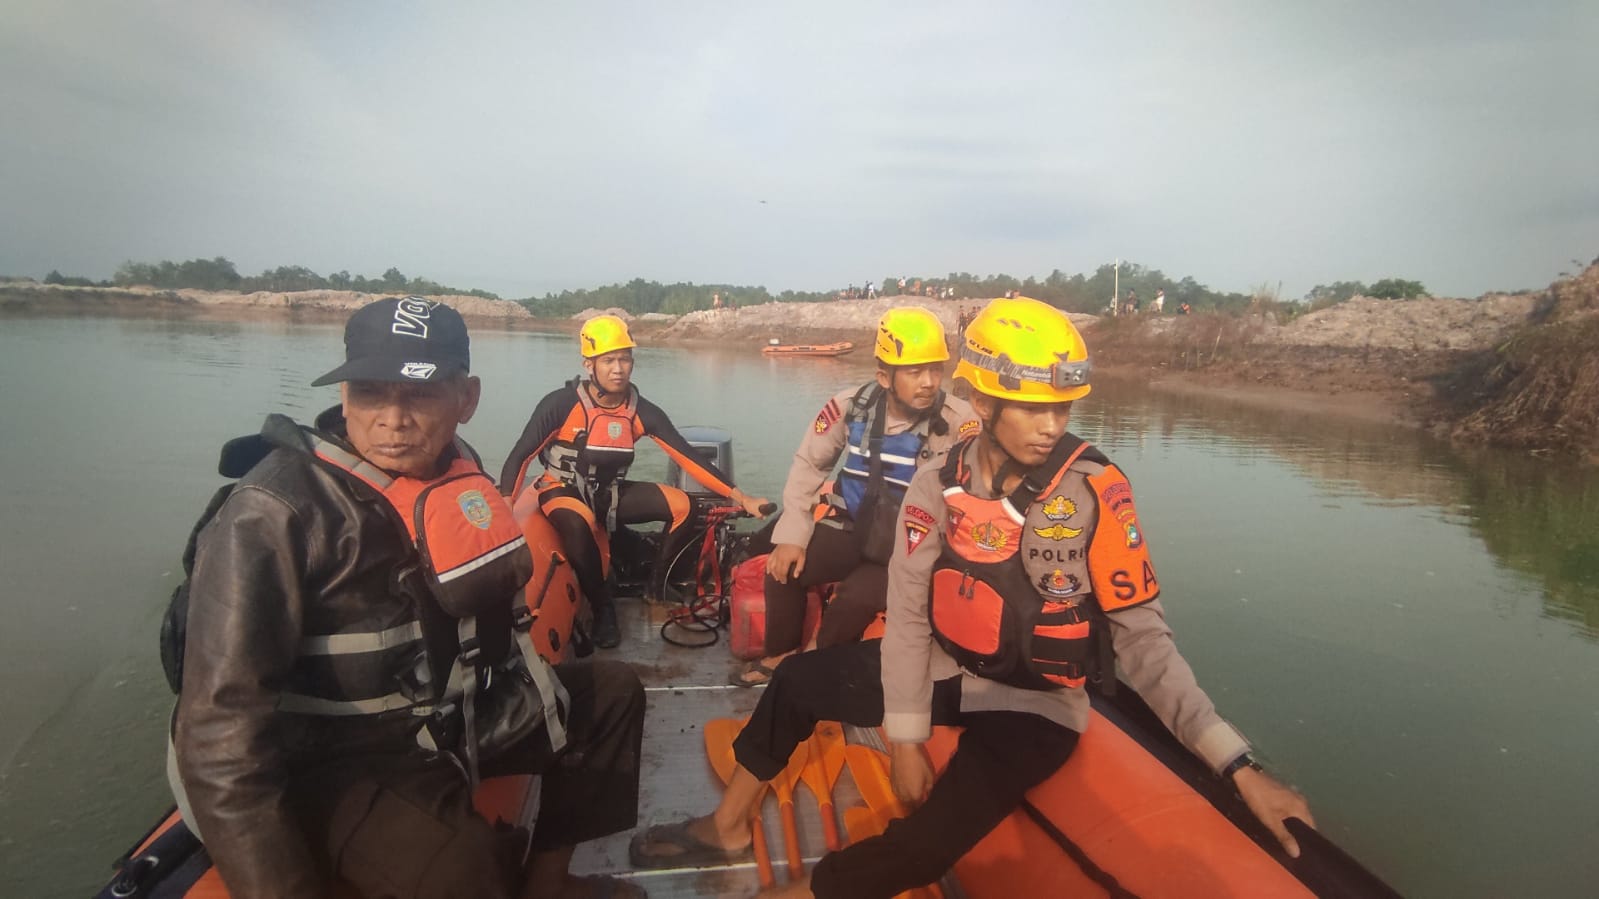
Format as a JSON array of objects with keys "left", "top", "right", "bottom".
[{"left": 3, "top": 1, "right": 1595, "bottom": 300}]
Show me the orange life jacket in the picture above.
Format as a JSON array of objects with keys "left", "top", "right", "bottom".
[
  {"left": 542, "top": 380, "right": 641, "bottom": 488},
  {"left": 305, "top": 435, "right": 569, "bottom": 777},
  {"left": 311, "top": 439, "right": 532, "bottom": 622},
  {"left": 930, "top": 434, "right": 1159, "bottom": 691}
]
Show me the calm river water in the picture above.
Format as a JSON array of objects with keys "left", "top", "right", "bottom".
[{"left": 1, "top": 316, "right": 1596, "bottom": 898}]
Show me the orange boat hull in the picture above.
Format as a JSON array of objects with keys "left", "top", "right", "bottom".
[
  {"left": 926, "top": 708, "right": 1313, "bottom": 899},
  {"left": 762, "top": 340, "right": 854, "bottom": 357}
]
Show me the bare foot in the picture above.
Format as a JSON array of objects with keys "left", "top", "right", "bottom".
[{"left": 688, "top": 812, "right": 752, "bottom": 852}]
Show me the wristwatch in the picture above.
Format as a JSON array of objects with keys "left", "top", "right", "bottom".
[{"left": 1220, "top": 752, "right": 1263, "bottom": 782}]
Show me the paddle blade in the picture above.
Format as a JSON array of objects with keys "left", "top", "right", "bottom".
[
  {"left": 844, "top": 805, "right": 885, "bottom": 845},
  {"left": 799, "top": 733, "right": 843, "bottom": 851},
  {"left": 813, "top": 721, "right": 848, "bottom": 784},
  {"left": 844, "top": 744, "right": 908, "bottom": 820}
]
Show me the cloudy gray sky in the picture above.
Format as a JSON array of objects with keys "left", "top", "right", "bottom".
[{"left": 3, "top": 1, "right": 1595, "bottom": 299}]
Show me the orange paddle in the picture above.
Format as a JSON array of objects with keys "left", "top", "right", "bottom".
[
  {"left": 844, "top": 744, "right": 907, "bottom": 819},
  {"left": 704, "top": 718, "right": 775, "bottom": 888},
  {"left": 844, "top": 804, "right": 886, "bottom": 844},
  {"left": 843, "top": 744, "right": 945, "bottom": 899},
  {"left": 768, "top": 730, "right": 811, "bottom": 880},
  {"left": 798, "top": 721, "right": 847, "bottom": 851}
]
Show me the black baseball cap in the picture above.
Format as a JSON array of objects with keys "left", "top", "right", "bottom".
[{"left": 312, "top": 297, "right": 471, "bottom": 386}]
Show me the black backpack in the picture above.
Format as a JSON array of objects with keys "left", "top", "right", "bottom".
[
  {"left": 157, "top": 483, "right": 235, "bottom": 694},
  {"left": 157, "top": 431, "right": 279, "bottom": 694}
]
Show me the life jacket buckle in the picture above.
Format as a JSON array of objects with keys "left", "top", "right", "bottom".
[{"left": 511, "top": 607, "right": 536, "bottom": 633}]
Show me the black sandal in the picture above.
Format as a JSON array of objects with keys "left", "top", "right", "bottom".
[
  {"left": 728, "top": 660, "right": 778, "bottom": 688},
  {"left": 628, "top": 820, "right": 752, "bottom": 869}
]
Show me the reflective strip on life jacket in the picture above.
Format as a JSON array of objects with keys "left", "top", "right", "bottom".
[
  {"left": 436, "top": 536, "right": 529, "bottom": 584},
  {"left": 279, "top": 433, "right": 537, "bottom": 735},
  {"left": 277, "top": 690, "right": 430, "bottom": 716},
  {"left": 299, "top": 621, "right": 424, "bottom": 656}
]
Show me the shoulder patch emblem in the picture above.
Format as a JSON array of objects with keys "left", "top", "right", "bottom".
[
  {"left": 1125, "top": 521, "right": 1143, "bottom": 549},
  {"left": 1100, "top": 481, "right": 1135, "bottom": 522},
  {"left": 813, "top": 399, "right": 842, "bottom": 434},
  {"left": 904, "top": 504, "right": 935, "bottom": 527},
  {"left": 958, "top": 419, "right": 980, "bottom": 439},
  {"left": 457, "top": 489, "right": 493, "bottom": 530},
  {"left": 905, "top": 521, "right": 930, "bottom": 554}
]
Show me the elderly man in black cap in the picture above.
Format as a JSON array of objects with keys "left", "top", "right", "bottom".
[{"left": 171, "top": 297, "right": 647, "bottom": 899}]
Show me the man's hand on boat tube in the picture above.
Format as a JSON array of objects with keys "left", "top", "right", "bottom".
[
  {"left": 890, "top": 742, "right": 935, "bottom": 810},
  {"left": 766, "top": 543, "right": 806, "bottom": 582},
  {"left": 1234, "top": 766, "right": 1316, "bottom": 858}
]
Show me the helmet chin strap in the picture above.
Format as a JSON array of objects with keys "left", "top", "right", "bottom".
[{"left": 978, "top": 416, "right": 1023, "bottom": 496}]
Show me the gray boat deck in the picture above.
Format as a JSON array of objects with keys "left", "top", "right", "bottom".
[{"left": 564, "top": 596, "right": 889, "bottom": 898}]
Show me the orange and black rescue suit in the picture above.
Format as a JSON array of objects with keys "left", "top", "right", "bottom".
[{"left": 500, "top": 381, "right": 740, "bottom": 611}]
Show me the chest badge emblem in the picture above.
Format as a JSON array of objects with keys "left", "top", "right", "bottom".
[{"left": 970, "top": 520, "right": 1009, "bottom": 552}]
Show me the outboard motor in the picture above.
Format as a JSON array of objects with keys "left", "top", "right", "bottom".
[{"left": 665, "top": 426, "right": 734, "bottom": 494}]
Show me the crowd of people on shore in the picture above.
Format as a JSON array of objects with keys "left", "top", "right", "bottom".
[
  {"left": 836, "top": 278, "right": 961, "bottom": 301},
  {"left": 1108, "top": 287, "right": 1191, "bottom": 316}
]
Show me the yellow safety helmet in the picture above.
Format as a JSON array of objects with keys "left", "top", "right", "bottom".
[
  {"left": 874, "top": 307, "right": 950, "bottom": 366},
  {"left": 578, "top": 314, "right": 637, "bottom": 358},
  {"left": 954, "top": 297, "right": 1092, "bottom": 402}
]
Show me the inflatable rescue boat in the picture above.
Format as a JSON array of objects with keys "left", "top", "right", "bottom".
[
  {"left": 97, "top": 468, "right": 1395, "bottom": 898},
  {"left": 761, "top": 340, "right": 855, "bottom": 358}
]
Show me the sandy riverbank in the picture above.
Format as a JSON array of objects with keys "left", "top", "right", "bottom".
[{"left": 7, "top": 271, "right": 1596, "bottom": 457}]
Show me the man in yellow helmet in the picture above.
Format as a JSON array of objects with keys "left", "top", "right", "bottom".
[
  {"left": 631, "top": 297, "right": 1314, "bottom": 897},
  {"left": 501, "top": 314, "right": 771, "bottom": 648},
  {"left": 731, "top": 307, "right": 977, "bottom": 687}
]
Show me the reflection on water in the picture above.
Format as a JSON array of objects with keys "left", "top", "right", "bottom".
[
  {"left": 1090, "top": 376, "right": 1599, "bottom": 645},
  {"left": 1454, "top": 454, "right": 1599, "bottom": 639},
  {"left": 1, "top": 319, "right": 1596, "bottom": 897}
]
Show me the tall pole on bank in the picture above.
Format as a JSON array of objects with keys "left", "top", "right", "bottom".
[{"left": 1113, "top": 258, "right": 1120, "bottom": 316}]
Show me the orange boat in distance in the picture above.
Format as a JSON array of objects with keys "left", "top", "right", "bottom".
[{"left": 762, "top": 340, "right": 854, "bottom": 357}]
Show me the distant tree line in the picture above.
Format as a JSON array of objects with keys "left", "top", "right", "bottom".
[
  {"left": 520, "top": 279, "right": 841, "bottom": 317},
  {"left": 1304, "top": 278, "right": 1429, "bottom": 309},
  {"left": 44, "top": 257, "right": 500, "bottom": 299},
  {"left": 522, "top": 262, "right": 1428, "bottom": 319},
  {"left": 34, "top": 255, "right": 1434, "bottom": 317}
]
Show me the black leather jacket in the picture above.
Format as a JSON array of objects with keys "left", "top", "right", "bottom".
[{"left": 173, "top": 408, "right": 460, "bottom": 898}]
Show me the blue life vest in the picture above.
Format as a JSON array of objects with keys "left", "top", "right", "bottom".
[{"left": 836, "top": 383, "right": 938, "bottom": 519}]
